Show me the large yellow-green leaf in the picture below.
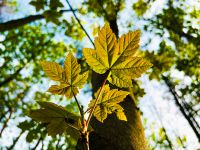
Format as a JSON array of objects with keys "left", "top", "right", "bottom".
[
  {"left": 108, "top": 73, "right": 133, "bottom": 88},
  {"left": 47, "top": 84, "right": 78, "bottom": 98},
  {"left": 111, "top": 57, "right": 153, "bottom": 79},
  {"left": 41, "top": 61, "right": 64, "bottom": 82},
  {"left": 29, "top": 101, "right": 80, "bottom": 137},
  {"left": 113, "top": 30, "right": 141, "bottom": 63},
  {"left": 41, "top": 52, "right": 88, "bottom": 98},
  {"left": 73, "top": 71, "right": 89, "bottom": 88},
  {"left": 83, "top": 23, "right": 152, "bottom": 88},
  {"left": 107, "top": 103, "right": 127, "bottom": 121},
  {"left": 95, "top": 22, "right": 117, "bottom": 67},
  {"left": 82, "top": 48, "right": 107, "bottom": 74},
  {"left": 88, "top": 84, "right": 129, "bottom": 122},
  {"left": 64, "top": 52, "right": 80, "bottom": 85}
]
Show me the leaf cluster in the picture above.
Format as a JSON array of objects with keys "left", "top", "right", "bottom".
[{"left": 29, "top": 23, "right": 152, "bottom": 139}]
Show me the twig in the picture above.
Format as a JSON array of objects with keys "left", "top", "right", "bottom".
[
  {"left": 0, "top": 107, "right": 12, "bottom": 137},
  {"left": 66, "top": 0, "right": 95, "bottom": 47},
  {"left": 7, "top": 130, "right": 24, "bottom": 150},
  {"left": 72, "top": 90, "right": 84, "bottom": 126},
  {"left": 86, "top": 72, "right": 110, "bottom": 127},
  {"left": 65, "top": 120, "right": 80, "bottom": 131},
  {"left": 84, "top": 108, "right": 91, "bottom": 114},
  {"left": 150, "top": 101, "right": 174, "bottom": 150},
  {"left": 31, "top": 136, "right": 42, "bottom": 150},
  {"left": 56, "top": 136, "right": 61, "bottom": 149}
]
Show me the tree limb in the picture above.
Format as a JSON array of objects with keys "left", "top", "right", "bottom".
[{"left": 0, "top": 9, "right": 75, "bottom": 32}]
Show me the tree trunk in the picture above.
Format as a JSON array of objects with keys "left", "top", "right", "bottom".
[
  {"left": 162, "top": 75, "right": 200, "bottom": 141},
  {"left": 88, "top": 19, "right": 148, "bottom": 150}
]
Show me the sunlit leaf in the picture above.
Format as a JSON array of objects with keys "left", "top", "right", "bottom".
[
  {"left": 83, "top": 48, "right": 107, "bottom": 74},
  {"left": 41, "top": 52, "right": 88, "bottom": 98},
  {"left": 40, "top": 61, "right": 64, "bottom": 82},
  {"left": 83, "top": 23, "right": 152, "bottom": 87},
  {"left": 88, "top": 84, "right": 129, "bottom": 122}
]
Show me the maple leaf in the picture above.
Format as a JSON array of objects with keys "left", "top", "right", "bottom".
[
  {"left": 29, "top": 101, "right": 80, "bottom": 137},
  {"left": 88, "top": 84, "right": 129, "bottom": 122},
  {"left": 83, "top": 23, "right": 152, "bottom": 87},
  {"left": 41, "top": 52, "right": 88, "bottom": 98}
]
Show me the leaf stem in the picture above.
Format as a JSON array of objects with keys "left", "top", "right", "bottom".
[
  {"left": 84, "top": 108, "right": 91, "bottom": 114},
  {"left": 86, "top": 72, "right": 110, "bottom": 128},
  {"left": 72, "top": 90, "right": 84, "bottom": 124},
  {"left": 65, "top": 122, "right": 80, "bottom": 131}
]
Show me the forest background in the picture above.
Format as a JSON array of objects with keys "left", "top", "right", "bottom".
[{"left": 0, "top": 0, "right": 199, "bottom": 149}]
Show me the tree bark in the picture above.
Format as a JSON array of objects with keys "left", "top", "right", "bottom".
[
  {"left": 0, "top": 66, "right": 23, "bottom": 87},
  {"left": 89, "top": 18, "right": 148, "bottom": 150},
  {"left": 0, "top": 9, "right": 72, "bottom": 32},
  {"left": 64, "top": 0, "right": 148, "bottom": 148}
]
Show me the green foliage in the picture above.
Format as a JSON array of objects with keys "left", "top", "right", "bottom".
[
  {"left": 82, "top": 0, "right": 124, "bottom": 21},
  {"left": 30, "top": 0, "right": 46, "bottom": 11},
  {"left": 132, "top": 0, "right": 150, "bottom": 16},
  {"left": 43, "top": 10, "right": 62, "bottom": 24},
  {"left": 30, "top": 0, "right": 64, "bottom": 24},
  {"left": 144, "top": 0, "right": 200, "bottom": 117},
  {"left": 0, "top": 24, "right": 74, "bottom": 148},
  {"left": 29, "top": 101, "right": 80, "bottom": 137},
  {"left": 88, "top": 84, "right": 129, "bottom": 122},
  {"left": 63, "top": 18, "right": 85, "bottom": 40},
  {"left": 18, "top": 120, "right": 47, "bottom": 143},
  {"left": 144, "top": 41, "right": 176, "bottom": 80},
  {"left": 49, "top": 0, "right": 63, "bottom": 9}
]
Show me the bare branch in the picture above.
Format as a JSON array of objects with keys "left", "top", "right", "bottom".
[{"left": 66, "top": 0, "right": 95, "bottom": 47}]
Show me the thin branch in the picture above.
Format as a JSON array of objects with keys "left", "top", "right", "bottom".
[
  {"left": 0, "top": 107, "right": 13, "bottom": 137},
  {"left": 7, "top": 130, "right": 24, "bottom": 150},
  {"left": 84, "top": 108, "right": 91, "bottom": 114},
  {"left": 0, "top": 109, "right": 9, "bottom": 122},
  {"left": 56, "top": 137, "right": 61, "bottom": 149},
  {"left": 150, "top": 101, "right": 174, "bottom": 150},
  {"left": 72, "top": 90, "right": 84, "bottom": 120},
  {"left": 31, "top": 136, "right": 42, "bottom": 150},
  {"left": 66, "top": 0, "right": 95, "bottom": 47},
  {"left": 86, "top": 72, "right": 110, "bottom": 127},
  {"left": 181, "top": 97, "right": 200, "bottom": 130},
  {"left": 0, "top": 66, "right": 23, "bottom": 87},
  {"left": 65, "top": 121, "right": 80, "bottom": 131}
]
